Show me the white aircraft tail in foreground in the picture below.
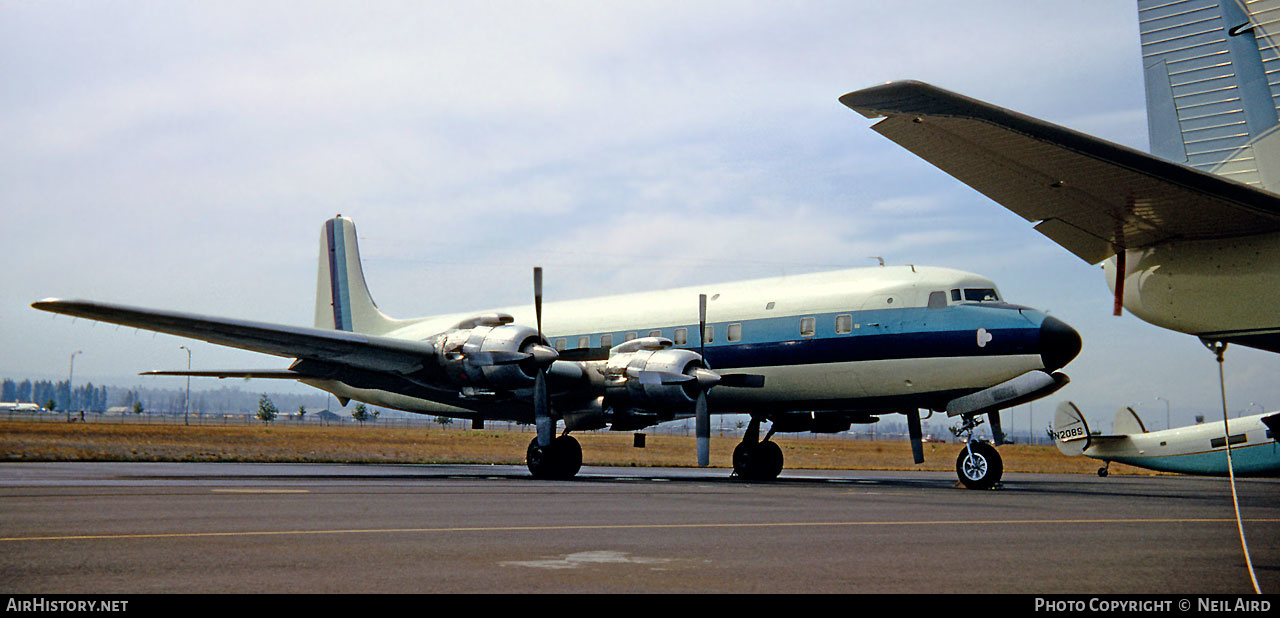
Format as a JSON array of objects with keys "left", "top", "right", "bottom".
[
  {"left": 1052, "top": 401, "right": 1280, "bottom": 477},
  {"left": 839, "top": 0, "right": 1280, "bottom": 354}
]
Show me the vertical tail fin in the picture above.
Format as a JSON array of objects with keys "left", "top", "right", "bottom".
[
  {"left": 1139, "top": 0, "right": 1280, "bottom": 190},
  {"left": 1112, "top": 406, "right": 1148, "bottom": 435},
  {"left": 315, "top": 216, "right": 403, "bottom": 336},
  {"left": 1052, "top": 402, "right": 1091, "bottom": 456}
]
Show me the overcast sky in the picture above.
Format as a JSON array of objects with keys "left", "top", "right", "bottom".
[{"left": 5, "top": 1, "right": 1277, "bottom": 432}]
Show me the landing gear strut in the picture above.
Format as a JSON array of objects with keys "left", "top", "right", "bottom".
[
  {"left": 732, "top": 417, "right": 783, "bottom": 481},
  {"left": 954, "top": 415, "right": 1003, "bottom": 490},
  {"left": 527, "top": 434, "right": 582, "bottom": 480}
]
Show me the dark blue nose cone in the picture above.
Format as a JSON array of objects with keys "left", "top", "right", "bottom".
[{"left": 1040, "top": 315, "right": 1082, "bottom": 372}]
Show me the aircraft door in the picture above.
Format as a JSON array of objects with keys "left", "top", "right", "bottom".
[{"left": 858, "top": 292, "right": 904, "bottom": 334}]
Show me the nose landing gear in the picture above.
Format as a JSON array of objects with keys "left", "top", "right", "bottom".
[{"left": 954, "top": 415, "right": 1003, "bottom": 490}]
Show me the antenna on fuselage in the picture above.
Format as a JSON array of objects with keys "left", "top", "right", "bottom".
[{"left": 869, "top": 256, "right": 885, "bottom": 267}]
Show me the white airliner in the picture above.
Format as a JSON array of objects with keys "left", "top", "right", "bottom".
[
  {"left": 838, "top": 0, "right": 1280, "bottom": 355},
  {"left": 32, "top": 215, "right": 1082, "bottom": 487},
  {"left": 1052, "top": 401, "right": 1280, "bottom": 477}
]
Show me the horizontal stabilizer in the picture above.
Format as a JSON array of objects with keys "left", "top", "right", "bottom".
[
  {"left": 140, "top": 369, "right": 305, "bottom": 379},
  {"left": 1053, "top": 401, "right": 1131, "bottom": 456},
  {"left": 32, "top": 298, "right": 435, "bottom": 375},
  {"left": 840, "top": 81, "right": 1280, "bottom": 263}
]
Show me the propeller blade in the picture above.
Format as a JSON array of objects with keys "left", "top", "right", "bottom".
[
  {"left": 718, "top": 373, "right": 766, "bottom": 388},
  {"left": 698, "top": 293, "right": 707, "bottom": 360},
  {"left": 534, "top": 266, "right": 544, "bottom": 338},
  {"left": 696, "top": 389, "right": 710, "bottom": 467},
  {"left": 534, "top": 369, "right": 553, "bottom": 448}
]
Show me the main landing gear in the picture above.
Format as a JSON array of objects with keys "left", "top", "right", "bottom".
[
  {"left": 527, "top": 434, "right": 582, "bottom": 480},
  {"left": 732, "top": 416, "right": 784, "bottom": 481},
  {"left": 954, "top": 414, "right": 1003, "bottom": 490}
]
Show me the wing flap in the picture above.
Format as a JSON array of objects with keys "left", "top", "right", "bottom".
[
  {"left": 32, "top": 299, "right": 434, "bottom": 375},
  {"left": 840, "top": 81, "right": 1280, "bottom": 263}
]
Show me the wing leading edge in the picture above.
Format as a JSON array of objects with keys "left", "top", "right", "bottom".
[
  {"left": 839, "top": 80, "right": 1280, "bottom": 264},
  {"left": 31, "top": 298, "right": 434, "bottom": 376}
]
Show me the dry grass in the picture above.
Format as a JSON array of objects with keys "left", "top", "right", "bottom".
[{"left": 0, "top": 419, "right": 1160, "bottom": 475}]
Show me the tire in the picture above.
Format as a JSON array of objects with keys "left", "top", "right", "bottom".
[
  {"left": 734, "top": 441, "right": 784, "bottom": 481},
  {"left": 526, "top": 435, "right": 582, "bottom": 480},
  {"left": 956, "top": 441, "right": 1003, "bottom": 490}
]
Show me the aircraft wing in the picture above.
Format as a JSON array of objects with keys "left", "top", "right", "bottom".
[
  {"left": 839, "top": 81, "right": 1280, "bottom": 264},
  {"left": 31, "top": 299, "right": 435, "bottom": 375}
]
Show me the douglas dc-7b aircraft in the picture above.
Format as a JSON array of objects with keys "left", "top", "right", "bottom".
[
  {"left": 1053, "top": 401, "right": 1280, "bottom": 477},
  {"left": 33, "top": 215, "right": 1082, "bottom": 487},
  {"left": 839, "top": 0, "right": 1280, "bottom": 355}
]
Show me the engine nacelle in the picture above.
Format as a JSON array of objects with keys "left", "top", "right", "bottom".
[
  {"left": 603, "top": 346, "right": 705, "bottom": 412},
  {"left": 434, "top": 323, "right": 545, "bottom": 392}
]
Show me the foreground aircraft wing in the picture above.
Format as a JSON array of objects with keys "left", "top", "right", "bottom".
[
  {"left": 31, "top": 299, "right": 434, "bottom": 375},
  {"left": 839, "top": 81, "right": 1280, "bottom": 263}
]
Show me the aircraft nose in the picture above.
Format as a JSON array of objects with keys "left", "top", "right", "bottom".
[{"left": 1039, "top": 315, "right": 1082, "bottom": 372}]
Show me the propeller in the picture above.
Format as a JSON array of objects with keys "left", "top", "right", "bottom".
[
  {"left": 697, "top": 294, "right": 711, "bottom": 467},
  {"left": 532, "top": 266, "right": 555, "bottom": 449},
  {"left": 692, "top": 293, "right": 764, "bottom": 467}
]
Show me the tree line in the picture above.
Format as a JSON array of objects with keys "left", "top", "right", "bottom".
[
  {"left": 1, "top": 377, "right": 327, "bottom": 416},
  {"left": 1, "top": 379, "right": 110, "bottom": 413}
]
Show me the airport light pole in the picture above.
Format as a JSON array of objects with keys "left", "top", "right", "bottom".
[
  {"left": 1156, "top": 396, "right": 1170, "bottom": 430},
  {"left": 179, "top": 346, "right": 191, "bottom": 426},
  {"left": 67, "top": 350, "right": 82, "bottom": 422}
]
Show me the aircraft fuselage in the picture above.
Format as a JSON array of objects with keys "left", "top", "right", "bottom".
[{"left": 307, "top": 265, "right": 1079, "bottom": 424}]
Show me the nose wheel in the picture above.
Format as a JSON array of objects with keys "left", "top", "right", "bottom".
[
  {"left": 954, "top": 415, "right": 1003, "bottom": 489},
  {"left": 956, "top": 441, "right": 1003, "bottom": 489}
]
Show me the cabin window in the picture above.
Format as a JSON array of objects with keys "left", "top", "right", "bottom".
[
  {"left": 649, "top": 329, "right": 662, "bottom": 338},
  {"left": 674, "top": 328, "right": 688, "bottom": 345},
  {"left": 577, "top": 336, "right": 589, "bottom": 349},
  {"left": 1210, "top": 434, "right": 1247, "bottom": 448},
  {"left": 963, "top": 288, "right": 999, "bottom": 302},
  {"left": 727, "top": 323, "right": 742, "bottom": 342},
  {"left": 765, "top": 301, "right": 776, "bottom": 310},
  {"left": 835, "top": 314, "right": 852, "bottom": 334},
  {"left": 625, "top": 332, "right": 637, "bottom": 342},
  {"left": 800, "top": 317, "right": 816, "bottom": 337},
  {"left": 703, "top": 325, "right": 714, "bottom": 344},
  {"left": 600, "top": 334, "right": 613, "bottom": 349},
  {"left": 554, "top": 338, "right": 567, "bottom": 351},
  {"left": 928, "top": 291, "right": 947, "bottom": 309}
]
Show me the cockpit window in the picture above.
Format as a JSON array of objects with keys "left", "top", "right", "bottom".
[{"left": 963, "top": 288, "right": 999, "bottom": 302}]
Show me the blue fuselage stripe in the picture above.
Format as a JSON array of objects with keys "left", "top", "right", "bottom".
[
  {"left": 1110, "top": 441, "right": 1280, "bottom": 477},
  {"left": 555, "top": 305, "right": 1044, "bottom": 367}
]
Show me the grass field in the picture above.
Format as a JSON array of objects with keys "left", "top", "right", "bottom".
[{"left": 0, "top": 419, "right": 1160, "bottom": 475}]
